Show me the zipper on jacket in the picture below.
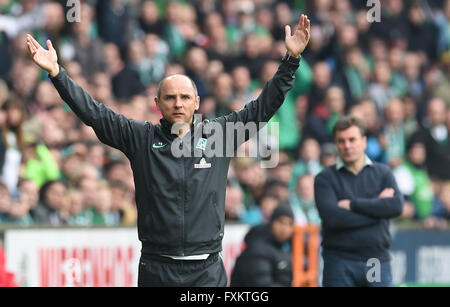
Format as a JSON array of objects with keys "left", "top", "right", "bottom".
[{"left": 180, "top": 139, "right": 185, "bottom": 256}]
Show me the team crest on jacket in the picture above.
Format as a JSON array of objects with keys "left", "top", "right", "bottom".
[
  {"left": 194, "top": 157, "right": 211, "bottom": 169},
  {"left": 196, "top": 138, "right": 207, "bottom": 151}
]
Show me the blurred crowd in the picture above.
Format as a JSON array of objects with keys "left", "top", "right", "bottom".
[{"left": 0, "top": 0, "right": 449, "bottom": 230}]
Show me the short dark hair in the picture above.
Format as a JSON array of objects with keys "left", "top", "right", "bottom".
[{"left": 332, "top": 116, "right": 366, "bottom": 139}]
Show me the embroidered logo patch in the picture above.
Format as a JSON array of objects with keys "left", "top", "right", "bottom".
[
  {"left": 152, "top": 142, "right": 167, "bottom": 149},
  {"left": 196, "top": 138, "right": 207, "bottom": 151}
]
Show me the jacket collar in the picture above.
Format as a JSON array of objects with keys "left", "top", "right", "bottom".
[{"left": 336, "top": 155, "right": 373, "bottom": 173}]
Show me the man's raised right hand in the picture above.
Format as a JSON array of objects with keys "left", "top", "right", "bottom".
[{"left": 26, "top": 34, "right": 59, "bottom": 77}]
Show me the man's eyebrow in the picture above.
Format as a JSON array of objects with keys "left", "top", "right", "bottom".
[{"left": 163, "top": 93, "right": 193, "bottom": 97}]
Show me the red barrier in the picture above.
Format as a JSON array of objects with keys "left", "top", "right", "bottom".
[{"left": 0, "top": 244, "right": 18, "bottom": 287}]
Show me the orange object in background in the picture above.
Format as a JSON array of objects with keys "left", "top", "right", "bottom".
[{"left": 292, "top": 225, "right": 320, "bottom": 287}]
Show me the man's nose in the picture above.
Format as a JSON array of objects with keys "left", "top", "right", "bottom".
[{"left": 174, "top": 96, "right": 183, "bottom": 108}]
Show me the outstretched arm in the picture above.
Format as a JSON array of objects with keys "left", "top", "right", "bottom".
[
  {"left": 216, "top": 15, "right": 311, "bottom": 149},
  {"left": 26, "top": 35, "right": 148, "bottom": 157}
]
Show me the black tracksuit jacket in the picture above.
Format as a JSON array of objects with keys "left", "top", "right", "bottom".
[{"left": 50, "top": 55, "right": 300, "bottom": 256}]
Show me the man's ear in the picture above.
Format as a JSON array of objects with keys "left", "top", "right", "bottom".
[
  {"left": 154, "top": 96, "right": 160, "bottom": 111},
  {"left": 195, "top": 96, "right": 200, "bottom": 111}
]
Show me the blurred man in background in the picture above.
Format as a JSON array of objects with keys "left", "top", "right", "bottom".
[{"left": 314, "top": 116, "right": 403, "bottom": 287}]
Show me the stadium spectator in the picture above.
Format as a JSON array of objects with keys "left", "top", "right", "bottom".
[
  {"left": 232, "top": 157, "right": 266, "bottom": 210},
  {"left": 32, "top": 180, "right": 68, "bottom": 226},
  {"left": 382, "top": 98, "right": 407, "bottom": 168},
  {"left": 289, "top": 173, "right": 321, "bottom": 226},
  {"left": 61, "top": 2, "right": 106, "bottom": 79},
  {"left": 109, "top": 180, "right": 136, "bottom": 226},
  {"left": 291, "top": 137, "right": 322, "bottom": 187},
  {"left": 241, "top": 190, "right": 282, "bottom": 226},
  {"left": 350, "top": 99, "right": 385, "bottom": 163},
  {"left": 0, "top": 181, "right": 11, "bottom": 223},
  {"left": 394, "top": 138, "right": 434, "bottom": 220},
  {"left": 185, "top": 46, "right": 209, "bottom": 99},
  {"left": 66, "top": 188, "right": 91, "bottom": 226},
  {"left": 89, "top": 180, "right": 116, "bottom": 226},
  {"left": 319, "top": 142, "right": 338, "bottom": 167},
  {"left": 95, "top": 0, "right": 132, "bottom": 51},
  {"left": 230, "top": 203, "right": 294, "bottom": 287},
  {"left": 22, "top": 141, "right": 60, "bottom": 187},
  {"left": 1, "top": 98, "right": 26, "bottom": 195},
  {"left": 17, "top": 178, "right": 39, "bottom": 213},
  {"left": 231, "top": 65, "right": 254, "bottom": 103},
  {"left": 425, "top": 181, "right": 450, "bottom": 229},
  {"left": 267, "top": 152, "right": 293, "bottom": 187},
  {"left": 142, "top": 33, "right": 168, "bottom": 85},
  {"left": 303, "top": 86, "right": 346, "bottom": 144},
  {"left": 224, "top": 182, "right": 246, "bottom": 222},
  {"left": 103, "top": 42, "right": 145, "bottom": 101},
  {"left": 367, "top": 60, "right": 402, "bottom": 115},
  {"left": 1, "top": 178, "right": 37, "bottom": 226},
  {"left": 341, "top": 46, "right": 371, "bottom": 102},
  {"left": 402, "top": 95, "right": 421, "bottom": 139},
  {"left": 263, "top": 179, "right": 290, "bottom": 204},
  {"left": 414, "top": 97, "right": 450, "bottom": 181},
  {"left": 403, "top": 52, "right": 425, "bottom": 102},
  {"left": 77, "top": 176, "right": 99, "bottom": 211},
  {"left": 307, "top": 61, "right": 332, "bottom": 116},
  {"left": 405, "top": 0, "right": 439, "bottom": 63}
]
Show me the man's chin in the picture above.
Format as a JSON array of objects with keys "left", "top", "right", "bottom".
[
  {"left": 341, "top": 156, "right": 357, "bottom": 164},
  {"left": 170, "top": 117, "right": 188, "bottom": 124},
  {"left": 170, "top": 118, "right": 191, "bottom": 128}
]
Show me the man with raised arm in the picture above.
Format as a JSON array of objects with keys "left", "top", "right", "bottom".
[{"left": 26, "top": 15, "right": 310, "bottom": 287}]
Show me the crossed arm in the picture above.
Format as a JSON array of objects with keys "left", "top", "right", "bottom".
[
  {"left": 337, "top": 171, "right": 404, "bottom": 219},
  {"left": 314, "top": 171, "right": 404, "bottom": 230}
]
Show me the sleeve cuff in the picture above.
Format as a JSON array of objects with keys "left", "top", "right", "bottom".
[
  {"left": 282, "top": 52, "right": 301, "bottom": 66},
  {"left": 48, "top": 65, "right": 65, "bottom": 80},
  {"left": 350, "top": 199, "right": 358, "bottom": 212}
]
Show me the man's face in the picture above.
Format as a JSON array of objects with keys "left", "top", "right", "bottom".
[
  {"left": 271, "top": 216, "right": 294, "bottom": 243},
  {"left": 408, "top": 143, "right": 426, "bottom": 165},
  {"left": 335, "top": 126, "right": 367, "bottom": 165},
  {"left": 155, "top": 75, "right": 200, "bottom": 125}
]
